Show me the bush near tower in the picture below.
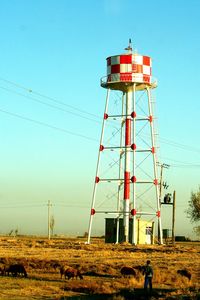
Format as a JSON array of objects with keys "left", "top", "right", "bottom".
[{"left": 187, "top": 186, "right": 200, "bottom": 236}]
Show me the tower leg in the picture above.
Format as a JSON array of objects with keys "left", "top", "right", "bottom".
[
  {"left": 87, "top": 89, "right": 110, "bottom": 244},
  {"left": 147, "top": 87, "right": 163, "bottom": 244}
]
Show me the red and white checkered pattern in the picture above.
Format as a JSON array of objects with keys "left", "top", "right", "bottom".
[{"left": 106, "top": 54, "right": 152, "bottom": 84}]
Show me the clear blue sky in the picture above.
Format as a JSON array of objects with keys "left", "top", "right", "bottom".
[{"left": 0, "top": 0, "right": 199, "bottom": 239}]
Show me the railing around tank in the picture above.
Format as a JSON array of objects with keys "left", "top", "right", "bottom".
[{"left": 100, "top": 74, "right": 157, "bottom": 87}]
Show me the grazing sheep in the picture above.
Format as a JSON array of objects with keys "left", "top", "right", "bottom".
[
  {"left": 60, "top": 265, "right": 70, "bottom": 279},
  {"left": 177, "top": 269, "right": 192, "bottom": 280},
  {"left": 52, "top": 262, "right": 61, "bottom": 270},
  {"left": 6, "top": 264, "right": 27, "bottom": 278},
  {"left": 120, "top": 266, "right": 136, "bottom": 277},
  {"left": 64, "top": 267, "right": 83, "bottom": 280},
  {"left": 0, "top": 263, "right": 5, "bottom": 275}
]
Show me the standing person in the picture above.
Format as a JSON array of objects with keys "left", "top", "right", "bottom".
[{"left": 143, "top": 260, "right": 153, "bottom": 294}]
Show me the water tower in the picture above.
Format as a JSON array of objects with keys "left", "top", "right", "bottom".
[{"left": 87, "top": 40, "right": 163, "bottom": 245}]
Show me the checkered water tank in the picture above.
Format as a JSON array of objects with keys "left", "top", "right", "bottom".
[{"left": 106, "top": 53, "right": 152, "bottom": 84}]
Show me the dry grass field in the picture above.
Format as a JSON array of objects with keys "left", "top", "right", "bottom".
[{"left": 0, "top": 236, "right": 199, "bottom": 299}]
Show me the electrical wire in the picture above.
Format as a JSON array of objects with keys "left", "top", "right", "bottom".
[
  {"left": 0, "top": 204, "right": 45, "bottom": 209},
  {"left": 159, "top": 136, "right": 200, "bottom": 154},
  {"left": 160, "top": 156, "right": 199, "bottom": 165},
  {"left": 0, "top": 107, "right": 98, "bottom": 142},
  {"left": 0, "top": 85, "right": 101, "bottom": 124},
  {"left": 0, "top": 77, "right": 101, "bottom": 119},
  {"left": 140, "top": 133, "right": 200, "bottom": 155},
  {"left": 159, "top": 156, "right": 200, "bottom": 168},
  {"left": 1, "top": 77, "right": 200, "bottom": 159},
  {"left": 170, "top": 164, "right": 200, "bottom": 168}
]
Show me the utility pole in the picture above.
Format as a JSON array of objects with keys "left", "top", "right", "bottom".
[
  {"left": 159, "top": 163, "right": 170, "bottom": 202},
  {"left": 47, "top": 200, "right": 52, "bottom": 240},
  {"left": 158, "top": 163, "right": 170, "bottom": 242},
  {"left": 172, "top": 190, "right": 176, "bottom": 245}
]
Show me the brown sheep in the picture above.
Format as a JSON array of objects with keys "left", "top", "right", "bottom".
[
  {"left": 0, "top": 263, "right": 5, "bottom": 275},
  {"left": 5, "top": 264, "right": 27, "bottom": 277},
  {"left": 121, "top": 266, "right": 136, "bottom": 277},
  {"left": 60, "top": 265, "right": 70, "bottom": 279},
  {"left": 64, "top": 267, "right": 83, "bottom": 280},
  {"left": 177, "top": 269, "right": 192, "bottom": 280},
  {"left": 52, "top": 262, "right": 61, "bottom": 270}
]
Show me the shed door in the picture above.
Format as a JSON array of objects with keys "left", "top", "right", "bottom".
[{"left": 145, "top": 227, "right": 152, "bottom": 244}]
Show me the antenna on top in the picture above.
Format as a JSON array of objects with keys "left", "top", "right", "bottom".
[{"left": 125, "top": 38, "right": 133, "bottom": 52}]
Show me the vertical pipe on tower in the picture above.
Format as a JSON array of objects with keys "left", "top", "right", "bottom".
[
  {"left": 132, "top": 83, "right": 136, "bottom": 244},
  {"left": 87, "top": 89, "right": 110, "bottom": 244},
  {"left": 123, "top": 90, "right": 132, "bottom": 242},
  {"left": 116, "top": 92, "right": 125, "bottom": 244}
]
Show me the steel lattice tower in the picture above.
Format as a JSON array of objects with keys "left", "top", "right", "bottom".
[{"left": 87, "top": 41, "right": 163, "bottom": 245}]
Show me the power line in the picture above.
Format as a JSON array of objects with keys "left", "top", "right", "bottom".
[
  {"left": 0, "top": 107, "right": 98, "bottom": 142},
  {"left": 1, "top": 77, "right": 200, "bottom": 157},
  {"left": 0, "top": 77, "right": 101, "bottom": 119},
  {"left": 0, "top": 204, "right": 45, "bottom": 209},
  {"left": 170, "top": 164, "right": 200, "bottom": 168},
  {"left": 159, "top": 136, "right": 200, "bottom": 154},
  {"left": 0, "top": 203, "right": 89, "bottom": 209},
  {"left": 0, "top": 105, "right": 200, "bottom": 169},
  {"left": 0, "top": 106, "right": 199, "bottom": 168},
  {"left": 159, "top": 156, "right": 200, "bottom": 168},
  {"left": 0, "top": 85, "right": 101, "bottom": 124},
  {"left": 141, "top": 133, "right": 200, "bottom": 154}
]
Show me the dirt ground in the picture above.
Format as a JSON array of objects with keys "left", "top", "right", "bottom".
[{"left": 0, "top": 236, "right": 199, "bottom": 299}]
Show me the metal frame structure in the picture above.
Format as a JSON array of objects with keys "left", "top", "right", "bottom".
[{"left": 87, "top": 43, "right": 163, "bottom": 244}]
